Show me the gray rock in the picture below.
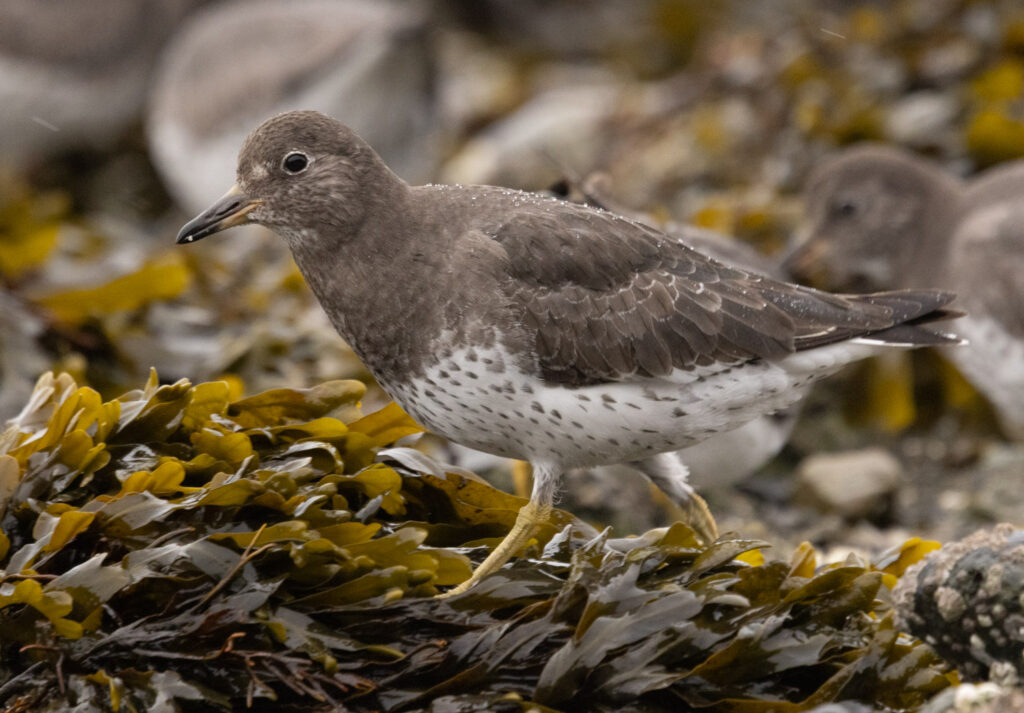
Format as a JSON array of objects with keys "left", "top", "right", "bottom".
[
  {"left": 796, "top": 448, "right": 902, "bottom": 519},
  {"left": 894, "top": 524, "right": 1024, "bottom": 683}
]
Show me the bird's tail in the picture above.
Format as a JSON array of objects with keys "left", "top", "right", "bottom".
[
  {"left": 789, "top": 288, "right": 964, "bottom": 350},
  {"left": 847, "top": 290, "right": 964, "bottom": 347}
]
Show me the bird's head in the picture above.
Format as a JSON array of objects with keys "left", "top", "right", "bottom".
[
  {"left": 785, "top": 144, "right": 959, "bottom": 292},
  {"left": 176, "top": 110, "right": 391, "bottom": 246}
]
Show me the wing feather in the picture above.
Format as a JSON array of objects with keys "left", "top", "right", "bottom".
[{"left": 484, "top": 198, "right": 956, "bottom": 385}]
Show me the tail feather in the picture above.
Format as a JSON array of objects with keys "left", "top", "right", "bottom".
[
  {"left": 849, "top": 289, "right": 958, "bottom": 324},
  {"left": 900, "top": 307, "right": 965, "bottom": 327},
  {"left": 852, "top": 291, "right": 963, "bottom": 347},
  {"left": 854, "top": 324, "right": 965, "bottom": 347},
  {"left": 794, "top": 288, "right": 963, "bottom": 350}
]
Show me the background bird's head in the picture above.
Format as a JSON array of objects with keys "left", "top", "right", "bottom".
[{"left": 786, "top": 145, "right": 961, "bottom": 293}]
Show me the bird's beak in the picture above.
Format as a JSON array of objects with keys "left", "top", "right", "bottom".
[
  {"left": 781, "top": 236, "right": 830, "bottom": 285},
  {"left": 176, "top": 185, "right": 263, "bottom": 244}
]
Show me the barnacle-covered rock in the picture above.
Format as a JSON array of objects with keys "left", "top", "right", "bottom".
[{"left": 893, "top": 523, "right": 1024, "bottom": 683}]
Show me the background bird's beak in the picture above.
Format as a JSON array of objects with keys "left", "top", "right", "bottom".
[
  {"left": 781, "top": 237, "right": 830, "bottom": 286},
  {"left": 176, "top": 185, "right": 262, "bottom": 244}
]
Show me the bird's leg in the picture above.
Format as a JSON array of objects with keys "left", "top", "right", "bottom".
[
  {"left": 632, "top": 452, "right": 718, "bottom": 544},
  {"left": 437, "top": 462, "right": 557, "bottom": 598},
  {"left": 510, "top": 460, "right": 533, "bottom": 498}
]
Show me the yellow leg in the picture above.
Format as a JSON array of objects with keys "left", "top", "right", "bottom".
[
  {"left": 634, "top": 453, "right": 719, "bottom": 545},
  {"left": 510, "top": 460, "right": 533, "bottom": 498},
  {"left": 437, "top": 498, "right": 552, "bottom": 598},
  {"left": 679, "top": 491, "right": 718, "bottom": 544}
]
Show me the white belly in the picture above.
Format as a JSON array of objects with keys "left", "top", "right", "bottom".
[{"left": 383, "top": 340, "right": 877, "bottom": 470}]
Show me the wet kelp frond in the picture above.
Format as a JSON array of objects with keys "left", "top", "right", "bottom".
[{"left": 0, "top": 373, "right": 951, "bottom": 711}]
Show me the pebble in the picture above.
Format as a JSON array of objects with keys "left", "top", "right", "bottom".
[
  {"left": 796, "top": 448, "right": 902, "bottom": 519},
  {"left": 885, "top": 90, "right": 959, "bottom": 147}
]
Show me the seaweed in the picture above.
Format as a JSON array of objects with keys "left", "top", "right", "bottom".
[{"left": 0, "top": 373, "right": 952, "bottom": 712}]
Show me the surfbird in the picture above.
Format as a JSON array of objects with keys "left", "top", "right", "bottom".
[
  {"left": 789, "top": 144, "right": 1024, "bottom": 438},
  {"left": 440, "top": 183, "right": 803, "bottom": 528},
  {"left": 148, "top": 0, "right": 441, "bottom": 213},
  {"left": 177, "top": 112, "right": 961, "bottom": 596}
]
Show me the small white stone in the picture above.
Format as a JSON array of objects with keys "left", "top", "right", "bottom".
[
  {"left": 885, "top": 91, "right": 957, "bottom": 146},
  {"left": 953, "top": 681, "right": 1002, "bottom": 707},
  {"left": 796, "top": 448, "right": 902, "bottom": 519},
  {"left": 989, "top": 661, "right": 1019, "bottom": 688}
]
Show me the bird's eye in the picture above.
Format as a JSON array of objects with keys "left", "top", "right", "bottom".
[
  {"left": 282, "top": 152, "right": 309, "bottom": 174},
  {"left": 832, "top": 200, "right": 857, "bottom": 218}
]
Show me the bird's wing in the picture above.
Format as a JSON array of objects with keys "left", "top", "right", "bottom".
[
  {"left": 952, "top": 202, "right": 1024, "bottom": 338},
  {"left": 486, "top": 203, "right": 943, "bottom": 385}
]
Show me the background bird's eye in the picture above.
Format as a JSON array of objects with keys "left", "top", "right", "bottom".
[
  {"left": 832, "top": 199, "right": 858, "bottom": 218},
  {"left": 282, "top": 152, "right": 309, "bottom": 173}
]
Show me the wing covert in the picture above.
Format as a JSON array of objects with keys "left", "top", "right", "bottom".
[{"left": 486, "top": 203, "right": 911, "bottom": 385}]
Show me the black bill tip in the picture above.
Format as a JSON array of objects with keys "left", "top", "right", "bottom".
[{"left": 176, "top": 186, "right": 260, "bottom": 245}]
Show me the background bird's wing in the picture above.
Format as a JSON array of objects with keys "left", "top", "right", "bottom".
[
  {"left": 951, "top": 203, "right": 1024, "bottom": 338},
  {"left": 487, "top": 203, "right": 927, "bottom": 385}
]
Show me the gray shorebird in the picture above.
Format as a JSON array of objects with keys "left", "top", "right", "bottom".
[
  {"left": 789, "top": 144, "right": 1024, "bottom": 438},
  {"left": 177, "top": 111, "right": 961, "bottom": 596}
]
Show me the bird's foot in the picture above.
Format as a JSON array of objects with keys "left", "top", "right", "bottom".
[
  {"left": 436, "top": 499, "right": 551, "bottom": 599},
  {"left": 680, "top": 491, "right": 719, "bottom": 545}
]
